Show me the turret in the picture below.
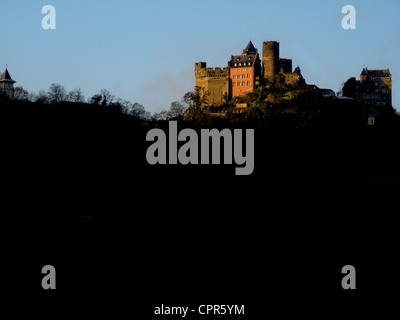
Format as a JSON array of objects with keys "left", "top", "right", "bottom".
[
  {"left": 0, "top": 68, "right": 16, "bottom": 99},
  {"left": 262, "top": 41, "right": 279, "bottom": 81}
]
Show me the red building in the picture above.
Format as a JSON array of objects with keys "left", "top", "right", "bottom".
[{"left": 228, "top": 41, "right": 261, "bottom": 98}]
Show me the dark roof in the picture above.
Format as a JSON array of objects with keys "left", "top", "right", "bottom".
[
  {"left": 242, "top": 41, "right": 257, "bottom": 54},
  {"left": 361, "top": 68, "right": 368, "bottom": 76},
  {"left": 360, "top": 68, "right": 390, "bottom": 77},
  {"left": 229, "top": 53, "right": 258, "bottom": 68},
  {"left": 228, "top": 41, "right": 260, "bottom": 68},
  {"left": 0, "top": 69, "right": 16, "bottom": 83},
  {"left": 368, "top": 69, "right": 390, "bottom": 77}
]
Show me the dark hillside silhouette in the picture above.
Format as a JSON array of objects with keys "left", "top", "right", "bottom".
[
  {"left": 2, "top": 96, "right": 399, "bottom": 228},
  {"left": 3, "top": 96, "right": 399, "bottom": 318}
]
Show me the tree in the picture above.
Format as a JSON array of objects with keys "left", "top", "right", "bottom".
[
  {"left": 67, "top": 88, "right": 85, "bottom": 103},
  {"left": 88, "top": 89, "right": 115, "bottom": 106},
  {"left": 48, "top": 83, "right": 67, "bottom": 103},
  {"left": 129, "top": 102, "right": 146, "bottom": 118},
  {"left": 27, "top": 92, "right": 37, "bottom": 102},
  {"left": 14, "top": 86, "right": 29, "bottom": 100},
  {"left": 183, "top": 86, "right": 208, "bottom": 120},
  {"left": 99, "top": 89, "right": 115, "bottom": 106},
  {"left": 169, "top": 101, "right": 187, "bottom": 118},
  {"left": 153, "top": 109, "right": 170, "bottom": 121},
  {"left": 37, "top": 89, "right": 49, "bottom": 104},
  {"left": 88, "top": 94, "right": 102, "bottom": 105},
  {"left": 336, "top": 81, "right": 345, "bottom": 97},
  {"left": 342, "top": 78, "right": 357, "bottom": 98}
]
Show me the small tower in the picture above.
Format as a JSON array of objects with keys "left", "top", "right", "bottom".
[
  {"left": 0, "top": 67, "right": 16, "bottom": 99},
  {"left": 360, "top": 67, "right": 368, "bottom": 83}
]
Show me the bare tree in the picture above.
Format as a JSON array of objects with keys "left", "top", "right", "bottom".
[
  {"left": 14, "top": 86, "right": 29, "bottom": 100},
  {"left": 37, "top": 89, "right": 49, "bottom": 104},
  {"left": 88, "top": 94, "right": 102, "bottom": 105},
  {"left": 48, "top": 83, "right": 67, "bottom": 103},
  {"left": 27, "top": 92, "right": 37, "bottom": 102},
  {"left": 153, "top": 109, "right": 170, "bottom": 121},
  {"left": 114, "top": 98, "right": 133, "bottom": 113},
  {"left": 67, "top": 88, "right": 85, "bottom": 103},
  {"left": 99, "top": 89, "right": 115, "bottom": 106}
]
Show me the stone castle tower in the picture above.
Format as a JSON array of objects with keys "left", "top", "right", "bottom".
[
  {"left": 194, "top": 62, "right": 229, "bottom": 106},
  {"left": 262, "top": 41, "right": 305, "bottom": 86},
  {"left": 0, "top": 68, "right": 16, "bottom": 99},
  {"left": 262, "top": 41, "right": 280, "bottom": 81}
]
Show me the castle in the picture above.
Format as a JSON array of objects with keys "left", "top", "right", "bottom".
[
  {"left": 343, "top": 68, "right": 392, "bottom": 107},
  {"left": 0, "top": 67, "right": 16, "bottom": 99},
  {"left": 194, "top": 41, "right": 306, "bottom": 106}
]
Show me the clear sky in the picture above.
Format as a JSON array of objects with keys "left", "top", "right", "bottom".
[{"left": 1, "top": 0, "right": 399, "bottom": 113}]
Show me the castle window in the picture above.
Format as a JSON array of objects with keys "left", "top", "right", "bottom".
[
  {"left": 247, "top": 81, "right": 251, "bottom": 86},
  {"left": 234, "top": 63, "right": 237, "bottom": 66},
  {"left": 239, "top": 63, "right": 241, "bottom": 66},
  {"left": 247, "top": 74, "right": 250, "bottom": 78},
  {"left": 233, "top": 75, "right": 236, "bottom": 79},
  {"left": 242, "top": 81, "right": 245, "bottom": 86},
  {"left": 233, "top": 82, "right": 236, "bottom": 86},
  {"left": 237, "top": 82, "right": 241, "bottom": 86}
]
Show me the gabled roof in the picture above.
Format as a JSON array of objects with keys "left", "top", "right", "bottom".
[
  {"left": 242, "top": 41, "right": 257, "bottom": 55},
  {"left": 229, "top": 53, "right": 258, "bottom": 68},
  {"left": 0, "top": 69, "right": 16, "bottom": 83}
]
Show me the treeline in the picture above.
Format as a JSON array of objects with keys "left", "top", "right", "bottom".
[
  {"left": 11, "top": 83, "right": 153, "bottom": 121},
  {"left": 10, "top": 83, "right": 199, "bottom": 122}
]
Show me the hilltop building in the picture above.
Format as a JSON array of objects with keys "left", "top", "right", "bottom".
[
  {"left": 0, "top": 68, "right": 16, "bottom": 99},
  {"left": 194, "top": 40, "right": 306, "bottom": 107},
  {"left": 228, "top": 41, "right": 261, "bottom": 98},
  {"left": 194, "top": 62, "right": 229, "bottom": 106},
  {"left": 262, "top": 41, "right": 305, "bottom": 86},
  {"left": 343, "top": 68, "right": 392, "bottom": 107}
]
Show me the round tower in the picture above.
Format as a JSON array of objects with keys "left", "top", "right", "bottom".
[{"left": 262, "top": 41, "right": 279, "bottom": 81}]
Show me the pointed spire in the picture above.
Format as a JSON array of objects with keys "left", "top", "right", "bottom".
[
  {"left": 361, "top": 67, "right": 368, "bottom": 76},
  {"left": 242, "top": 41, "right": 257, "bottom": 54},
  {"left": 0, "top": 68, "right": 16, "bottom": 83}
]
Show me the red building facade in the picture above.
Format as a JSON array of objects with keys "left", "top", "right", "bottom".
[{"left": 229, "top": 41, "right": 261, "bottom": 99}]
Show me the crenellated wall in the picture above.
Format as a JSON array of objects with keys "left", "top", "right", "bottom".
[{"left": 195, "top": 62, "right": 229, "bottom": 106}]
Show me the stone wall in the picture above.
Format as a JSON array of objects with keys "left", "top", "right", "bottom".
[{"left": 195, "top": 62, "right": 229, "bottom": 106}]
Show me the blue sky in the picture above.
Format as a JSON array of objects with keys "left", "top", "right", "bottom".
[{"left": 1, "top": 0, "right": 399, "bottom": 113}]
